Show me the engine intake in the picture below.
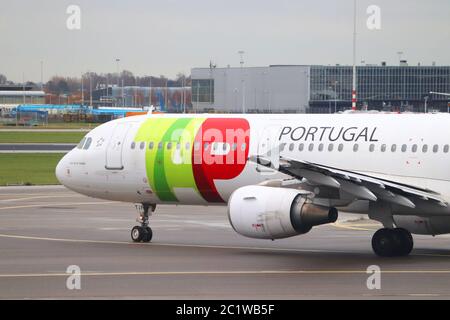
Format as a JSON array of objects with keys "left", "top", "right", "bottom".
[{"left": 228, "top": 186, "right": 338, "bottom": 240}]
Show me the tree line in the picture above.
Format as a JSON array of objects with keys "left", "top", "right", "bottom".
[{"left": 0, "top": 71, "right": 191, "bottom": 95}]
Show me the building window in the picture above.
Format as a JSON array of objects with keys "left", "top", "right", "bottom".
[{"left": 192, "top": 79, "right": 215, "bottom": 103}]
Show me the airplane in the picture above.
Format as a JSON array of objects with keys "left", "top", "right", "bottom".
[{"left": 56, "top": 113, "right": 450, "bottom": 257}]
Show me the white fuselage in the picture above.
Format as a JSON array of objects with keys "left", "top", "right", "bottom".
[{"left": 56, "top": 113, "right": 450, "bottom": 212}]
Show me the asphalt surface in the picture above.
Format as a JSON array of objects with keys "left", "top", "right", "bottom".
[
  {"left": 1, "top": 186, "right": 450, "bottom": 299},
  {"left": 0, "top": 143, "right": 75, "bottom": 153}
]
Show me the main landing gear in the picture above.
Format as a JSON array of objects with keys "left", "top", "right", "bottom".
[
  {"left": 131, "top": 203, "right": 156, "bottom": 243},
  {"left": 372, "top": 228, "right": 414, "bottom": 257}
]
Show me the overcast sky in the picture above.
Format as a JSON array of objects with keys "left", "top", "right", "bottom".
[{"left": 1, "top": 0, "right": 449, "bottom": 82}]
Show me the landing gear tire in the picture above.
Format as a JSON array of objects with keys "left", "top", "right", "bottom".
[
  {"left": 131, "top": 226, "right": 144, "bottom": 242},
  {"left": 372, "top": 228, "right": 413, "bottom": 257},
  {"left": 396, "top": 228, "right": 414, "bottom": 256},
  {"left": 142, "top": 227, "right": 153, "bottom": 243}
]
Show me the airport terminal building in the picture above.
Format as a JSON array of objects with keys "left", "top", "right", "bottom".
[{"left": 191, "top": 64, "right": 450, "bottom": 113}]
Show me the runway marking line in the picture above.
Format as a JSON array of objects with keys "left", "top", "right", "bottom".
[
  {"left": 333, "top": 222, "right": 375, "bottom": 232},
  {"left": 1, "top": 269, "right": 450, "bottom": 279},
  {"left": 0, "top": 195, "right": 83, "bottom": 203},
  {"left": 0, "top": 201, "right": 117, "bottom": 211}
]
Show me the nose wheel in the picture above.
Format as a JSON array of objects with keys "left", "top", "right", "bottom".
[
  {"left": 372, "top": 228, "right": 414, "bottom": 257},
  {"left": 131, "top": 203, "right": 155, "bottom": 243}
]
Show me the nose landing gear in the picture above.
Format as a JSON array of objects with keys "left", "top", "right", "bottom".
[
  {"left": 372, "top": 228, "right": 414, "bottom": 257},
  {"left": 131, "top": 203, "right": 156, "bottom": 243}
]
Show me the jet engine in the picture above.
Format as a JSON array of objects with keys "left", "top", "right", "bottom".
[{"left": 228, "top": 186, "right": 338, "bottom": 240}]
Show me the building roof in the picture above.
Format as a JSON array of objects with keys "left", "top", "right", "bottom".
[{"left": 0, "top": 91, "right": 45, "bottom": 97}]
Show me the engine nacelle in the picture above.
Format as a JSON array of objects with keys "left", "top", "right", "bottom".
[{"left": 228, "top": 186, "right": 338, "bottom": 240}]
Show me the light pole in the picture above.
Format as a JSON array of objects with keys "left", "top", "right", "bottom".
[
  {"left": 351, "top": 0, "right": 357, "bottom": 111},
  {"left": 89, "top": 72, "right": 93, "bottom": 107},
  {"left": 81, "top": 73, "right": 84, "bottom": 106},
  {"left": 333, "top": 81, "right": 338, "bottom": 113},
  {"left": 397, "top": 51, "right": 404, "bottom": 64},
  {"left": 40, "top": 60, "right": 44, "bottom": 90},
  {"left": 238, "top": 50, "right": 246, "bottom": 113},
  {"left": 116, "top": 58, "right": 120, "bottom": 106}
]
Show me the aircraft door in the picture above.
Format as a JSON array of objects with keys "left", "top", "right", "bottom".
[{"left": 105, "top": 122, "right": 132, "bottom": 170}]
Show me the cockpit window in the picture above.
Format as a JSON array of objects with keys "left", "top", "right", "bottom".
[
  {"left": 83, "top": 137, "right": 92, "bottom": 150},
  {"left": 77, "top": 137, "right": 86, "bottom": 149}
]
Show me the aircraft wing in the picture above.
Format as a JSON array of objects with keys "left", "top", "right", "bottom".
[{"left": 251, "top": 155, "right": 448, "bottom": 209}]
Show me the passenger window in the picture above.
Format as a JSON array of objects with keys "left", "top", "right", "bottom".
[
  {"left": 381, "top": 144, "right": 386, "bottom": 152},
  {"left": 422, "top": 145, "right": 428, "bottom": 153},
  {"left": 158, "top": 142, "right": 163, "bottom": 150},
  {"left": 77, "top": 137, "right": 86, "bottom": 149},
  {"left": 204, "top": 142, "right": 209, "bottom": 150},
  {"left": 433, "top": 145, "right": 439, "bottom": 153},
  {"left": 412, "top": 144, "right": 418, "bottom": 153},
  {"left": 369, "top": 144, "right": 375, "bottom": 152},
  {"left": 353, "top": 144, "right": 359, "bottom": 152},
  {"left": 391, "top": 144, "right": 397, "bottom": 152},
  {"left": 149, "top": 142, "right": 154, "bottom": 150},
  {"left": 299, "top": 143, "right": 304, "bottom": 152},
  {"left": 131, "top": 142, "right": 136, "bottom": 150},
  {"left": 140, "top": 142, "right": 145, "bottom": 150},
  {"left": 338, "top": 144, "right": 344, "bottom": 152},
  {"left": 308, "top": 143, "right": 314, "bottom": 152},
  {"left": 167, "top": 142, "right": 172, "bottom": 150},
  {"left": 318, "top": 144, "right": 324, "bottom": 152},
  {"left": 401, "top": 145, "right": 407, "bottom": 153},
  {"left": 328, "top": 144, "right": 334, "bottom": 152},
  {"left": 232, "top": 143, "right": 237, "bottom": 151},
  {"left": 444, "top": 145, "right": 450, "bottom": 153},
  {"left": 279, "top": 143, "right": 286, "bottom": 152},
  {"left": 289, "top": 143, "right": 294, "bottom": 152},
  {"left": 83, "top": 137, "right": 92, "bottom": 150},
  {"left": 194, "top": 142, "right": 200, "bottom": 151},
  {"left": 185, "top": 142, "right": 190, "bottom": 150},
  {"left": 176, "top": 143, "right": 181, "bottom": 150},
  {"left": 241, "top": 143, "right": 247, "bottom": 151}
]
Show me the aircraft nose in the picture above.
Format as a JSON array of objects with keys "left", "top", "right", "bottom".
[{"left": 55, "top": 153, "right": 70, "bottom": 185}]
